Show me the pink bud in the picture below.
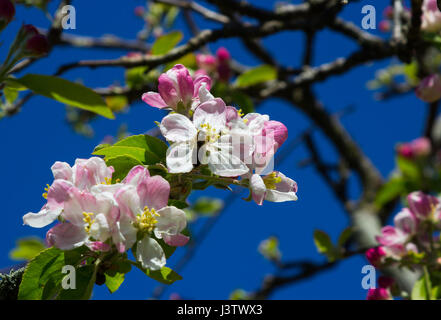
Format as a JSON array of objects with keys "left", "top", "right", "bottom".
[
  {"left": 134, "top": 6, "right": 144, "bottom": 17},
  {"left": 379, "top": 20, "right": 391, "bottom": 32},
  {"left": 365, "top": 247, "right": 386, "bottom": 267},
  {"left": 397, "top": 143, "right": 414, "bottom": 159},
  {"left": 378, "top": 276, "right": 395, "bottom": 289},
  {"left": 411, "top": 137, "right": 431, "bottom": 157},
  {"left": 196, "top": 54, "right": 217, "bottom": 72},
  {"left": 407, "top": 191, "right": 439, "bottom": 219},
  {"left": 262, "top": 120, "right": 288, "bottom": 150},
  {"left": 216, "top": 47, "right": 231, "bottom": 62},
  {"left": 25, "top": 34, "right": 49, "bottom": 56},
  {"left": 383, "top": 6, "right": 394, "bottom": 19},
  {"left": 421, "top": 0, "right": 441, "bottom": 32},
  {"left": 416, "top": 74, "right": 441, "bottom": 102},
  {"left": 0, "top": 0, "right": 14, "bottom": 31},
  {"left": 366, "top": 288, "right": 391, "bottom": 300}
]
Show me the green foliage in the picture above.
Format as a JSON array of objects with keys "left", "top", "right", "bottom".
[
  {"left": 18, "top": 247, "right": 65, "bottom": 300},
  {"left": 229, "top": 289, "right": 250, "bottom": 300},
  {"left": 10, "top": 74, "right": 115, "bottom": 119},
  {"left": 151, "top": 31, "right": 183, "bottom": 56},
  {"left": 56, "top": 265, "right": 96, "bottom": 300},
  {"left": 9, "top": 237, "right": 46, "bottom": 261},
  {"left": 375, "top": 177, "right": 404, "bottom": 209},
  {"left": 313, "top": 230, "right": 338, "bottom": 262},
  {"left": 104, "top": 272, "right": 125, "bottom": 293},
  {"left": 132, "top": 261, "right": 182, "bottom": 285},
  {"left": 105, "top": 155, "right": 144, "bottom": 182},
  {"left": 192, "top": 197, "right": 223, "bottom": 216},
  {"left": 93, "top": 134, "right": 168, "bottom": 165},
  {"left": 258, "top": 236, "right": 282, "bottom": 261},
  {"left": 412, "top": 273, "right": 432, "bottom": 300},
  {"left": 235, "top": 65, "right": 277, "bottom": 88}
]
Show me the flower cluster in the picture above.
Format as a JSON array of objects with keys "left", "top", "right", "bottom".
[
  {"left": 23, "top": 157, "right": 188, "bottom": 270},
  {"left": 368, "top": 191, "right": 441, "bottom": 267},
  {"left": 195, "top": 47, "right": 232, "bottom": 82},
  {"left": 142, "top": 64, "right": 298, "bottom": 205}
]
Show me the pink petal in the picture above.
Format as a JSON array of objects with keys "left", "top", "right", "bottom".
[
  {"left": 142, "top": 92, "right": 168, "bottom": 109},
  {"left": 137, "top": 175, "right": 170, "bottom": 210},
  {"left": 51, "top": 161, "right": 72, "bottom": 181},
  {"left": 163, "top": 233, "right": 189, "bottom": 247},
  {"left": 193, "top": 74, "right": 212, "bottom": 97},
  {"left": 123, "top": 165, "right": 150, "bottom": 185},
  {"left": 158, "top": 73, "right": 180, "bottom": 108},
  {"left": 46, "top": 223, "right": 87, "bottom": 250}
]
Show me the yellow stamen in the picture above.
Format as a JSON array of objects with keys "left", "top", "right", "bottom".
[
  {"left": 263, "top": 172, "right": 282, "bottom": 190},
  {"left": 83, "top": 212, "right": 95, "bottom": 233},
  {"left": 136, "top": 206, "right": 160, "bottom": 233},
  {"left": 200, "top": 123, "right": 220, "bottom": 143},
  {"left": 102, "top": 177, "right": 112, "bottom": 185},
  {"left": 42, "top": 184, "right": 50, "bottom": 199},
  {"left": 237, "top": 109, "right": 245, "bottom": 117}
]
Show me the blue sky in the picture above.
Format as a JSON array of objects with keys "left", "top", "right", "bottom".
[{"left": 0, "top": 0, "right": 426, "bottom": 299}]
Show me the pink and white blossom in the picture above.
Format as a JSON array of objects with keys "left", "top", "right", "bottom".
[
  {"left": 421, "top": 0, "right": 441, "bottom": 33},
  {"left": 142, "top": 64, "right": 211, "bottom": 113},
  {"left": 249, "top": 172, "right": 298, "bottom": 205}
]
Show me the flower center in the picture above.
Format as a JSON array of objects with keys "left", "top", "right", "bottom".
[
  {"left": 200, "top": 123, "right": 220, "bottom": 143},
  {"left": 83, "top": 212, "right": 95, "bottom": 233},
  {"left": 42, "top": 184, "right": 50, "bottom": 199},
  {"left": 263, "top": 172, "right": 282, "bottom": 190},
  {"left": 136, "top": 206, "right": 160, "bottom": 233},
  {"left": 101, "top": 177, "right": 112, "bottom": 185}
]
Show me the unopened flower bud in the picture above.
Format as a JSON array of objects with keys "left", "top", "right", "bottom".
[
  {"left": 0, "top": 0, "right": 14, "bottom": 31},
  {"left": 24, "top": 34, "right": 49, "bottom": 56},
  {"left": 416, "top": 74, "right": 441, "bottom": 103},
  {"left": 365, "top": 247, "right": 386, "bottom": 267},
  {"left": 366, "top": 288, "right": 392, "bottom": 300}
]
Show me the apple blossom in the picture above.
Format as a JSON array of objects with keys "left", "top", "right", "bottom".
[
  {"left": 249, "top": 172, "right": 298, "bottom": 205},
  {"left": 407, "top": 191, "right": 439, "bottom": 220},
  {"left": 160, "top": 98, "right": 249, "bottom": 176},
  {"left": 142, "top": 64, "right": 211, "bottom": 114},
  {"left": 115, "top": 166, "right": 188, "bottom": 270},
  {"left": 365, "top": 247, "right": 386, "bottom": 267},
  {"left": 23, "top": 157, "right": 114, "bottom": 228}
]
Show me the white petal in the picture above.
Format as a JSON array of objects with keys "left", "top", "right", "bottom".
[
  {"left": 207, "top": 149, "right": 249, "bottom": 177},
  {"left": 154, "top": 206, "right": 187, "bottom": 238},
  {"left": 166, "top": 141, "right": 196, "bottom": 173},
  {"left": 23, "top": 206, "right": 62, "bottom": 228},
  {"left": 136, "top": 237, "right": 166, "bottom": 271},
  {"left": 265, "top": 190, "right": 298, "bottom": 202},
  {"left": 160, "top": 113, "right": 197, "bottom": 143},
  {"left": 89, "top": 213, "right": 111, "bottom": 242}
]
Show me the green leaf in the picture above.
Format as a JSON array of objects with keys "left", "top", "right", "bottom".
[
  {"left": 104, "top": 272, "right": 125, "bottom": 294},
  {"left": 165, "top": 53, "right": 197, "bottom": 71},
  {"left": 3, "top": 86, "right": 19, "bottom": 104},
  {"left": 105, "top": 155, "right": 144, "bottom": 182},
  {"left": 168, "top": 199, "right": 189, "bottom": 209},
  {"left": 94, "top": 134, "right": 168, "bottom": 165},
  {"left": 11, "top": 74, "right": 114, "bottom": 119},
  {"left": 412, "top": 275, "right": 431, "bottom": 300},
  {"left": 192, "top": 197, "right": 223, "bottom": 215},
  {"left": 337, "top": 228, "right": 353, "bottom": 248},
  {"left": 9, "top": 237, "right": 46, "bottom": 261},
  {"left": 57, "top": 265, "right": 96, "bottom": 300},
  {"left": 375, "top": 177, "right": 404, "bottom": 209},
  {"left": 18, "top": 247, "right": 65, "bottom": 300},
  {"left": 235, "top": 65, "right": 277, "bottom": 88},
  {"left": 396, "top": 156, "right": 420, "bottom": 180},
  {"left": 313, "top": 230, "right": 337, "bottom": 262},
  {"left": 151, "top": 31, "right": 183, "bottom": 56},
  {"left": 145, "top": 267, "right": 182, "bottom": 285}
]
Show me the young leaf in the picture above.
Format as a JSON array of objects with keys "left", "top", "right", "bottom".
[
  {"left": 18, "top": 247, "right": 65, "bottom": 300},
  {"left": 151, "top": 31, "right": 183, "bottom": 55},
  {"left": 104, "top": 272, "right": 125, "bottom": 294},
  {"left": 411, "top": 276, "right": 430, "bottom": 300},
  {"left": 337, "top": 228, "right": 353, "bottom": 248},
  {"left": 94, "top": 134, "right": 168, "bottom": 165},
  {"left": 145, "top": 267, "right": 182, "bottom": 285},
  {"left": 11, "top": 74, "right": 115, "bottom": 119},
  {"left": 374, "top": 177, "right": 404, "bottom": 209},
  {"left": 9, "top": 237, "right": 46, "bottom": 261},
  {"left": 313, "top": 230, "right": 338, "bottom": 262},
  {"left": 235, "top": 65, "right": 277, "bottom": 88},
  {"left": 192, "top": 197, "right": 223, "bottom": 215},
  {"left": 105, "top": 155, "right": 144, "bottom": 182}
]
